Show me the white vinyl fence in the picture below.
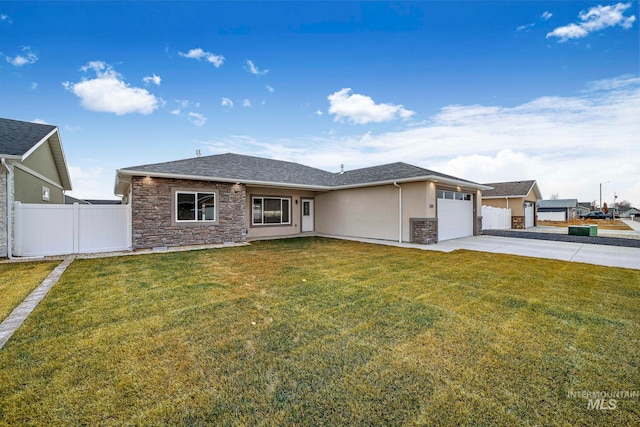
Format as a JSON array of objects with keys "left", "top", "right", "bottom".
[
  {"left": 13, "top": 202, "right": 131, "bottom": 257},
  {"left": 482, "top": 205, "right": 511, "bottom": 230}
]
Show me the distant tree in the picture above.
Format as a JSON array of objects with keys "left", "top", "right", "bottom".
[
  {"left": 550, "top": 193, "right": 559, "bottom": 200},
  {"left": 602, "top": 203, "right": 609, "bottom": 214},
  {"left": 618, "top": 200, "right": 631, "bottom": 209}
]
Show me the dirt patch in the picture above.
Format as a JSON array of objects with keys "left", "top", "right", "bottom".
[{"left": 538, "top": 219, "right": 632, "bottom": 230}]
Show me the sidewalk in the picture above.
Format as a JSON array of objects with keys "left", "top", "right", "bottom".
[{"left": 0, "top": 255, "right": 75, "bottom": 350}]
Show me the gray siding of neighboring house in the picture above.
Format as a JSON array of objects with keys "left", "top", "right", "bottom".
[
  {"left": 131, "top": 176, "right": 247, "bottom": 250},
  {"left": 0, "top": 168, "right": 6, "bottom": 257}
]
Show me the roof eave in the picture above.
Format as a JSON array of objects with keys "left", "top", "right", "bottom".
[
  {"left": 482, "top": 194, "right": 529, "bottom": 199},
  {"left": 333, "top": 175, "right": 491, "bottom": 191},
  {"left": 21, "top": 127, "right": 72, "bottom": 191}
]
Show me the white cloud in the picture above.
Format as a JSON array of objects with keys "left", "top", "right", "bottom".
[
  {"left": 221, "top": 97, "right": 234, "bottom": 108},
  {"left": 246, "top": 60, "right": 268, "bottom": 75},
  {"left": 31, "top": 82, "right": 38, "bottom": 90},
  {"left": 517, "top": 23, "right": 535, "bottom": 32},
  {"left": 328, "top": 88, "right": 415, "bottom": 124},
  {"left": 63, "top": 61, "right": 160, "bottom": 115},
  {"left": 32, "top": 118, "right": 49, "bottom": 124},
  {"left": 242, "top": 99, "right": 251, "bottom": 107},
  {"left": 266, "top": 85, "right": 274, "bottom": 93},
  {"left": 547, "top": 2, "right": 636, "bottom": 42},
  {"left": 143, "top": 74, "right": 161, "bottom": 86},
  {"left": 204, "top": 76, "right": 640, "bottom": 206},
  {"left": 67, "top": 165, "right": 109, "bottom": 200},
  {"left": 179, "top": 48, "right": 224, "bottom": 67},
  {"left": 541, "top": 11, "right": 553, "bottom": 21},
  {"left": 6, "top": 46, "right": 38, "bottom": 67},
  {"left": 1, "top": 14, "right": 12, "bottom": 24},
  {"left": 315, "top": 110, "right": 323, "bottom": 116},
  {"left": 188, "top": 112, "right": 207, "bottom": 127}
]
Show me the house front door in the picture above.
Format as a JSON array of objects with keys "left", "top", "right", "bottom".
[{"left": 301, "top": 199, "right": 314, "bottom": 232}]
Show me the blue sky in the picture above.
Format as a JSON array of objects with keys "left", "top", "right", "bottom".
[{"left": 1, "top": 1, "right": 638, "bottom": 207}]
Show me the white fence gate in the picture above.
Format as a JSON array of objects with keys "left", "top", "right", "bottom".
[
  {"left": 13, "top": 202, "right": 131, "bottom": 257},
  {"left": 482, "top": 205, "right": 511, "bottom": 230}
]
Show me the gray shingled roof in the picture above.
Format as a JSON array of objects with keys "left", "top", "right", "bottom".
[
  {"left": 122, "top": 153, "right": 336, "bottom": 186},
  {"left": 0, "top": 118, "right": 57, "bottom": 157},
  {"left": 334, "top": 162, "right": 478, "bottom": 186},
  {"left": 120, "top": 153, "right": 484, "bottom": 188},
  {"left": 538, "top": 199, "right": 578, "bottom": 209},
  {"left": 482, "top": 180, "right": 536, "bottom": 198}
]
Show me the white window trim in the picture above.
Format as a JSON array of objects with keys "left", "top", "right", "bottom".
[{"left": 252, "top": 196, "right": 291, "bottom": 226}]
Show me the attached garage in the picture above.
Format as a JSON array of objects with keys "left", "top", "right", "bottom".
[{"left": 437, "top": 190, "right": 474, "bottom": 241}]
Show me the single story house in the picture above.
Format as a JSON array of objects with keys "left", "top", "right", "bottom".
[
  {"left": 0, "top": 118, "right": 72, "bottom": 258},
  {"left": 537, "top": 199, "right": 579, "bottom": 221},
  {"left": 114, "top": 153, "right": 492, "bottom": 250},
  {"left": 619, "top": 207, "right": 640, "bottom": 218},
  {"left": 576, "top": 204, "right": 591, "bottom": 218},
  {"left": 481, "top": 180, "right": 542, "bottom": 229}
]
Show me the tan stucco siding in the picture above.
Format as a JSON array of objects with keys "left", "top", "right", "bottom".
[
  {"left": 13, "top": 167, "right": 64, "bottom": 204},
  {"left": 400, "top": 181, "right": 430, "bottom": 241},
  {"left": 21, "top": 140, "right": 63, "bottom": 187},
  {"left": 315, "top": 184, "right": 401, "bottom": 241},
  {"left": 246, "top": 186, "right": 320, "bottom": 239}
]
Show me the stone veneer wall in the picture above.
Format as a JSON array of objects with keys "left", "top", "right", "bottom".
[
  {"left": 512, "top": 216, "right": 525, "bottom": 229},
  {"left": 476, "top": 216, "right": 482, "bottom": 236},
  {"left": 0, "top": 169, "right": 6, "bottom": 257},
  {"left": 410, "top": 218, "right": 438, "bottom": 244},
  {"left": 131, "top": 176, "right": 246, "bottom": 250}
]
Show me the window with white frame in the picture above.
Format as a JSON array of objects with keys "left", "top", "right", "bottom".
[
  {"left": 176, "top": 191, "right": 216, "bottom": 222},
  {"left": 252, "top": 197, "right": 290, "bottom": 225},
  {"left": 437, "top": 190, "right": 472, "bottom": 201}
]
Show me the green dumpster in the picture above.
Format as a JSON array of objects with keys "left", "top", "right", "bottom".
[{"left": 568, "top": 225, "right": 597, "bottom": 236}]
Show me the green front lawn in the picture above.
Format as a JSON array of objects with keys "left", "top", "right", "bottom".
[
  {"left": 0, "top": 261, "right": 58, "bottom": 322},
  {"left": 0, "top": 238, "right": 638, "bottom": 425}
]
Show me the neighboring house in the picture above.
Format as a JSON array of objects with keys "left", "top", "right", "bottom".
[
  {"left": 64, "top": 196, "right": 121, "bottom": 205},
  {"left": 578, "top": 201, "right": 593, "bottom": 211},
  {"left": 619, "top": 207, "right": 640, "bottom": 218},
  {"left": 481, "top": 180, "right": 542, "bottom": 229},
  {"left": 0, "top": 118, "right": 72, "bottom": 258},
  {"left": 576, "top": 205, "right": 591, "bottom": 217},
  {"left": 114, "top": 153, "right": 491, "bottom": 250},
  {"left": 64, "top": 195, "right": 91, "bottom": 205},
  {"left": 537, "top": 199, "right": 579, "bottom": 221}
]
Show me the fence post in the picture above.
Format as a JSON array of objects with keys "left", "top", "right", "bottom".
[
  {"left": 73, "top": 202, "right": 79, "bottom": 254},
  {"left": 13, "top": 201, "right": 21, "bottom": 256}
]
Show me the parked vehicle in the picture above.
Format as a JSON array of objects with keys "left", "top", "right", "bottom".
[{"left": 579, "top": 211, "right": 610, "bottom": 220}]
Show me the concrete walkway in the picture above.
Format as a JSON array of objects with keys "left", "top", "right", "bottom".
[{"left": 0, "top": 255, "right": 75, "bottom": 350}]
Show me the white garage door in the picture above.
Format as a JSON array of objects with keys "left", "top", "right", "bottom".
[
  {"left": 438, "top": 191, "right": 474, "bottom": 241},
  {"left": 538, "top": 211, "right": 565, "bottom": 222},
  {"left": 525, "top": 203, "right": 535, "bottom": 228}
]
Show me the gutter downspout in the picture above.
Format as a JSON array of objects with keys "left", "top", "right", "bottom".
[
  {"left": 2, "top": 158, "right": 13, "bottom": 259},
  {"left": 393, "top": 182, "right": 402, "bottom": 243}
]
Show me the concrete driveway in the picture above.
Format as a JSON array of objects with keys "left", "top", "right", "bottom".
[
  {"left": 324, "top": 232, "right": 640, "bottom": 270},
  {"left": 429, "top": 235, "right": 640, "bottom": 270}
]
